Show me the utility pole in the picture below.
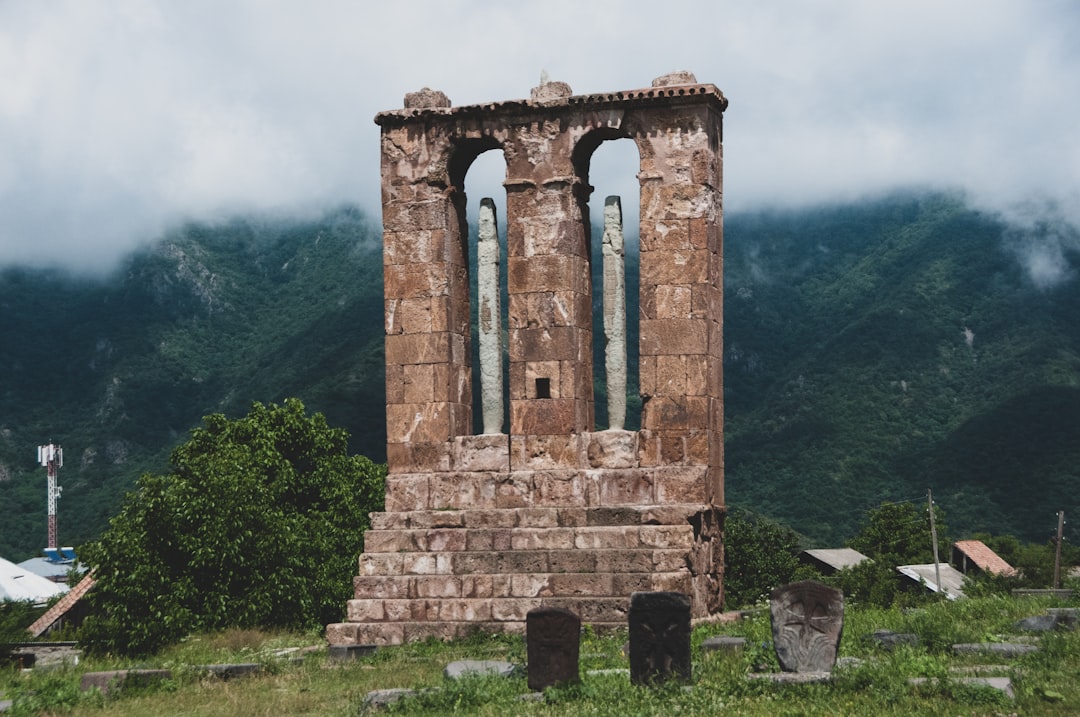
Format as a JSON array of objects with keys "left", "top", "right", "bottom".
[
  {"left": 37, "top": 443, "right": 63, "bottom": 550},
  {"left": 1053, "top": 510, "right": 1065, "bottom": 590},
  {"left": 928, "top": 489, "right": 941, "bottom": 594}
]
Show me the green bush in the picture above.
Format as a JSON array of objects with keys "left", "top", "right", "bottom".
[{"left": 79, "top": 399, "right": 385, "bottom": 656}]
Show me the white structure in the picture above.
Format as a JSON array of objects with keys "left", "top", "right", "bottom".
[{"left": 0, "top": 556, "right": 68, "bottom": 603}]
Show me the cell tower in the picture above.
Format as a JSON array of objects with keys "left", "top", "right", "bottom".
[{"left": 37, "top": 443, "right": 63, "bottom": 550}]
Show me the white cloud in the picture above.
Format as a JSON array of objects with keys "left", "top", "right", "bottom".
[{"left": 1, "top": 0, "right": 1078, "bottom": 272}]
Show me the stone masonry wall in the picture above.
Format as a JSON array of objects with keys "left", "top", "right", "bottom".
[{"left": 327, "top": 75, "right": 728, "bottom": 646}]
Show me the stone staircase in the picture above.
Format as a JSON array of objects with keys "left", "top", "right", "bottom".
[{"left": 327, "top": 503, "right": 722, "bottom": 645}]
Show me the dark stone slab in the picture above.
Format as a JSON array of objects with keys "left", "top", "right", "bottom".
[
  {"left": 952, "top": 643, "right": 1039, "bottom": 657},
  {"left": 526, "top": 607, "right": 580, "bottom": 691},
  {"left": 700, "top": 636, "right": 746, "bottom": 653},
  {"left": 328, "top": 644, "right": 378, "bottom": 661},
  {"left": 363, "top": 688, "right": 416, "bottom": 709},
  {"left": 443, "top": 660, "right": 516, "bottom": 680},
  {"left": 628, "top": 591, "right": 692, "bottom": 685},
  {"left": 202, "top": 663, "right": 263, "bottom": 679},
  {"left": 911, "top": 676, "right": 1014, "bottom": 700},
  {"left": 749, "top": 671, "right": 833, "bottom": 684},
  {"left": 79, "top": 669, "right": 173, "bottom": 695},
  {"left": 770, "top": 580, "right": 844, "bottom": 673},
  {"left": 864, "top": 630, "right": 919, "bottom": 650}
]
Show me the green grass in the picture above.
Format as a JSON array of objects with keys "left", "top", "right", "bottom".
[{"left": 2, "top": 596, "right": 1079, "bottom": 715}]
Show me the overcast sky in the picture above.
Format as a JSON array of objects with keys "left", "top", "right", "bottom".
[{"left": 2, "top": 0, "right": 1078, "bottom": 273}]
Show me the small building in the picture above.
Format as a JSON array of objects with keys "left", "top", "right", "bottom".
[
  {"left": 952, "top": 540, "right": 1017, "bottom": 578},
  {"left": 0, "top": 556, "right": 68, "bottom": 604},
  {"left": 800, "top": 548, "right": 871, "bottom": 575},
  {"left": 18, "top": 556, "right": 75, "bottom": 585},
  {"left": 897, "top": 563, "right": 966, "bottom": 600}
]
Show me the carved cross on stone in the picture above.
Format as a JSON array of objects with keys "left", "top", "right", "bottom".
[
  {"left": 769, "top": 580, "right": 844, "bottom": 673},
  {"left": 628, "top": 591, "right": 691, "bottom": 685},
  {"left": 526, "top": 607, "right": 581, "bottom": 691}
]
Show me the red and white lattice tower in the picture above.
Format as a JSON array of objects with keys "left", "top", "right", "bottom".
[{"left": 37, "top": 443, "right": 63, "bottom": 550}]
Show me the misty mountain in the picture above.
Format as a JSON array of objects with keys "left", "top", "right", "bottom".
[{"left": 1, "top": 190, "right": 1078, "bottom": 560}]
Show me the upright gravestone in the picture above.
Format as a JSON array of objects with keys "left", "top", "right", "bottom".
[
  {"left": 628, "top": 592, "right": 691, "bottom": 685},
  {"left": 526, "top": 607, "right": 581, "bottom": 691},
  {"left": 770, "top": 580, "right": 844, "bottom": 673}
]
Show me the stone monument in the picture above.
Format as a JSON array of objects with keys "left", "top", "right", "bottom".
[
  {"left": 526, "top": 607, "right": 581, "bottom": 691},
  {"left": 326, "top": 73, "right": 728, "bottom": 647},
  {"left": 628, "top": 591, "right": 692, "bottom": 685},
  {"left": 769, "top": 581, "right": 844, "bottom": 673}
]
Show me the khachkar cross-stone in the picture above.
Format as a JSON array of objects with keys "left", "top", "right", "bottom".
[{"left": 326, "top": 72, "right": 728, "bottom": 648}]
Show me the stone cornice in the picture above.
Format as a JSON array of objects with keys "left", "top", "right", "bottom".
[{"left": 375, "top": 83, "right": 728, "bottom": 127}]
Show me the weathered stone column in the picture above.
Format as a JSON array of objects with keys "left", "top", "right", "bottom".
[
  {"left": 602, "top": 195, "right": 627, "bottom": 430},
  {"left": 477, "top": 197, "right": 503, "bottom": 435}
]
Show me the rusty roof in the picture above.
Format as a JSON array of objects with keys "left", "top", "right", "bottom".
[{"left": 953, "top": 540, "right": 1017, "bottom": 577}]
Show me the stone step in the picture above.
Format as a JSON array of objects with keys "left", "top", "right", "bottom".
[
  {"left": 369, "top": 504, "right": 709, "bottom": 532},
  {"left": 359, "top": 547, "right": 690, "bottom": 578},
  {"left": 361, "top": 523, "right": 696, "bottom": 555},
  {"left": 350, "top": 571, "right": 692, "bottom": 607},
  {"left": 383, "top": 466, "right": 709, "bottom": 512},
  {"left": 328, "top": 617, "right": 626, "bottom": 647}
]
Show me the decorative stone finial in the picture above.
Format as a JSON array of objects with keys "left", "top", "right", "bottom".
[
  {"left": 404, "top": 87, "right": 451, "bottom": 109},
  {"left": 531, "top": 72, "right": 572, "bottom": 103},
  {"left": 652, "top": 71, "right": 698, "bottom": 87}
]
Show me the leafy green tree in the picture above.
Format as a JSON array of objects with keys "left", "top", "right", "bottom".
[
  {"left": 79, "top": 399, "right": 385, "bottom": 656},
  {"left": 723, "top": 508, "right": 804, "bottom": 608}
]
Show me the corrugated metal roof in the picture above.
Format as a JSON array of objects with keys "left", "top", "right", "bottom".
[
  {"left": 897, "top": 563, "right": 966, "bottom": 599},
  {"left": 0, "top": 556, "right": 68, "bottom": 603},
  {"left": 953, "top": 540, "right": 1017, "bottom": 577},
  {"left": 801, "top": 548, "right": 871, "bottom": 571}
]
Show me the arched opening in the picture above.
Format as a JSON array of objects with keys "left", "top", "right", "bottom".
[
  {"left": 575, "top": 134, "right": 641, "bottom": 430},
  {"left": 458, "top": 147, "right": 509, "bottom": 435}
]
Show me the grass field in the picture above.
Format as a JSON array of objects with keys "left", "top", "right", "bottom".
[{"left": 2, "top": 594, "right": 1078, "bottom": 716}]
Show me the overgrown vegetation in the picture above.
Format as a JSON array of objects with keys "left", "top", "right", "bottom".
[
  {"left": 77, "top": 399, "right": 385, "bottom": 656},
  {"left": 2, "top": 596, "right": 1078, "bottom": 715}
]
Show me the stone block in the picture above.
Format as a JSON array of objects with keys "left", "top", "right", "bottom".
[
  {"left": 511, "top": 574, "right": 554, "bottom": 597},
  {"left": 597, "top": 469, "right": 654, "bottom": 506},
  {"left": 511, "top": 527, "right": 575, "bottom": 551},
  {"left": 429, "top": 472, "right": 498, "bottom": 510},
  {"left": 574, "top": 526, "right": 640, "bottom": 550},
  {"left": 452, "top": 551, "right": 500, "bottom": 575},
  {"left": 640, "top": 525, "right": 694, "bottom": 549},
  {"left": 654, "top": 467, "right": 707, "bottom": 503},
  {"left": 414, "top": 576, "right": 463, "bottom": 599},
  {"left": 586, "top": 430, "right": 639, "bottom": 469},
  {"left": 425, "top": 528, "right": 467, "bottom": 552},
  {"left": 639, "top": 318, "right": 708, "bottom": 356},
  {"left": 491, "top": 598, "right": 543, "bottom": 622},
  {"left": 516, "top": 507, "right": 561, "bottom": 528},
  {"left": 453, "top": 434, "right": 510, "bottom": 471},
  {"left": 548, "top": 573, "right": 614, "bottom": 597},
  {"left": 359, "top": 552, "right": 404, "bottom": 576},
  {"left": 548, "top": 550, "right": 598, "bottom": 573},
  {"left": 353, "top": 576, "right": 412, "bottom": 600},
  {"left": 402, "top": 553, "right": 453, "bottom": 575}
]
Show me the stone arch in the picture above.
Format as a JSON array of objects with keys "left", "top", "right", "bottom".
[{"left": 572, "top": 128, "right": 643, "bottom": 430}]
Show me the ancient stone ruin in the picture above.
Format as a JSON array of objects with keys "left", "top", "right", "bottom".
[{"left": 326, "top": 73, "right": 728, "bottom": 646}]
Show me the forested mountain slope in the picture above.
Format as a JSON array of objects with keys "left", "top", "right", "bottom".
[
  {"left": 723, "top": 191, "right": 1080, "bottom": 544},
  {"left": 1, "top": 191, "right": 1077, "bottom": 558}
]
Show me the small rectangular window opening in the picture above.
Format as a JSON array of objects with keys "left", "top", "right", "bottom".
[{"left": 535, "top": 378, "right": 551, "bottom": 399}]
